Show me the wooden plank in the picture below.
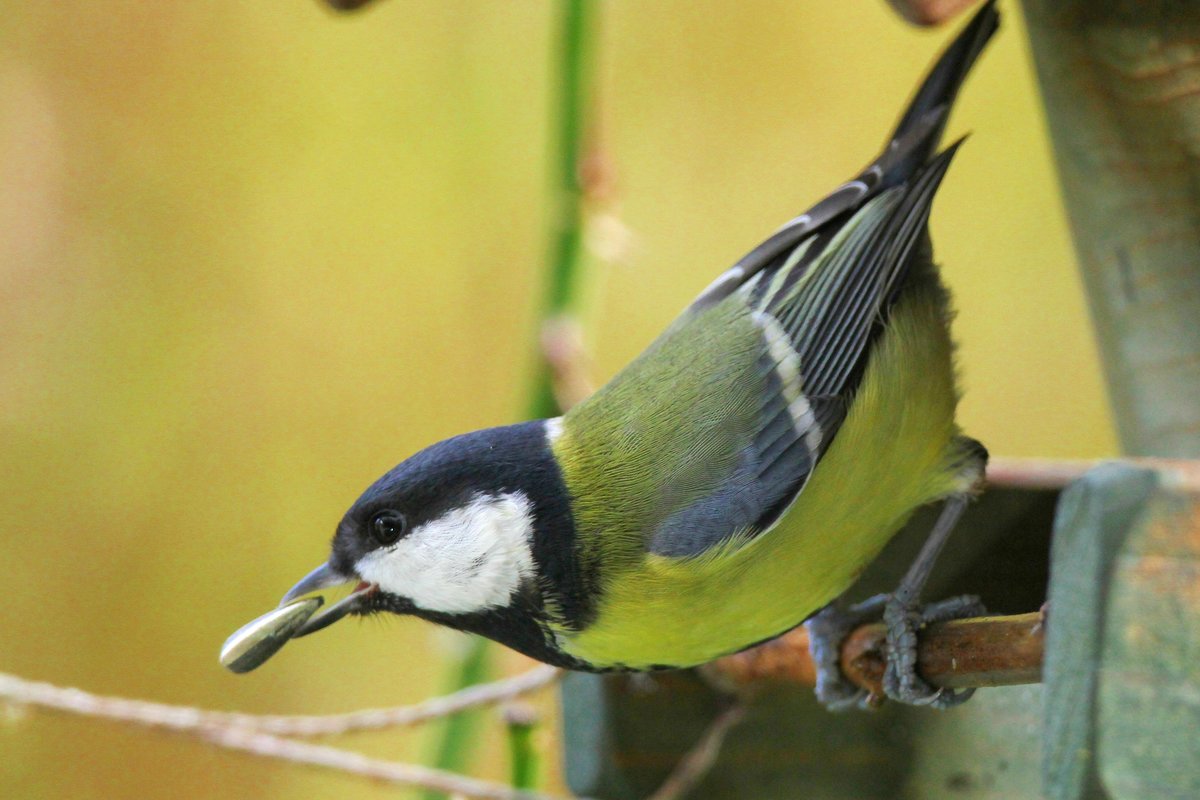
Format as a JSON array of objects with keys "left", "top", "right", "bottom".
[
  {"left": 1097, "top": 463, "right": 1200, "bottom": 798},
  {"left": 1041, "top": 463, "right": 1156, "bottom": 800},
  {"left": 561, "top": 670, "right": 911, "bottom": 800}
]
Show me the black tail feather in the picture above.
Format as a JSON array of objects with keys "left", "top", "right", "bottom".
[
  {"left": 882, "top": 0, "right": 999, "bottom": 186},
  {"left": 689, "top": 1, "right": 998, "bottom": 312}
]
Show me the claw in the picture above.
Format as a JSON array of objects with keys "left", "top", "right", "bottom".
[
  {"left": 806, "top": 595, "right": 888, "bottom": 712},
  {"left": 882, "top": 593, "right": 984, "bottom": 708}
]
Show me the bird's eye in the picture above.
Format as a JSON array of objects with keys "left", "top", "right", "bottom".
[{"left": 370, "top": 510, "right": 408, "bottom": 546}]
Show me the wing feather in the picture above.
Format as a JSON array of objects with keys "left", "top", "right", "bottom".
[
  {"left": 595, "top": 1, "right": 1001, "bottom": 559},
  {"left": 646, "top": 145, "right": 961, "bottom": 558}
]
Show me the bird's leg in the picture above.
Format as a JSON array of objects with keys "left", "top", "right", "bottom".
[
  {"left": 807, "top": 439, "right": 986, "bottom": 711},
  {"left": 805, "top": 594, "right": 888, "bottom": 711},
  {"left": 882, "top": 438, "right": 988, "bottom": 708}
]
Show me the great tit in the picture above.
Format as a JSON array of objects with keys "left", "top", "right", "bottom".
[{"left": 267, "top": 1, "right": 999, "bottom": 708}]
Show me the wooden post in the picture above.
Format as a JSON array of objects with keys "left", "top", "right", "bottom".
[
  {"left": 1021, "top": 2, "right": 1200, "bottom": 796},
  {"left": 1020, "top": 0, "right": 1200, "bottom": 457}
]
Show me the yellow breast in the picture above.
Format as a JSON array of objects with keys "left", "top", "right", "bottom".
[{"left": 558, "top": 275, "right": 967, "bottom": 669}]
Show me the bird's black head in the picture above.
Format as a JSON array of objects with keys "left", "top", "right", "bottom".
[{"left": 277, "top": 419, "right": 589, "bottom": 666}]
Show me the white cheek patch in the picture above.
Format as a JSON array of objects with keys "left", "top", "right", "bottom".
[{"left": 354, "top": 492, "right": 537, "bottom": 615}]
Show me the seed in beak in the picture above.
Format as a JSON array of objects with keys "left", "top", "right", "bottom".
[{"left": 219, "top": 596, "right": 323, "bottom": 674}]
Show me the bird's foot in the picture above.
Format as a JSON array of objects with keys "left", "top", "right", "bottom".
[
  {"left": 805, "top": 594, "right": 888, "bottom": 711},
  {"left": 882, "top": 594, "right": 985, "bottom": 708}
]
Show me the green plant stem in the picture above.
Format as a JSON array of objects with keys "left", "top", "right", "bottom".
[
  {"left": 530, "top": 0, "right": 597, "bottom": 420},
  {"left": 421, "top": 639, "right": 491, "bottom": 800},
  {"left": 504, "top": 707, "right": 540, "bottom": 791},
  {"left": 423, "top": 3, "right": 598, "bottom": 795}
]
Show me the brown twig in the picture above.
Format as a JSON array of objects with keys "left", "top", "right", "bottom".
[
  {"left": 712, "top": 611, "right": 1044, "bottom": 701},
  {"left": 645, "top": 702, "right": 747, "bottom": 800},
  {"left": 0, "top": 665, "right": 561, "bottom": 737},
  {"left": 196, "top": 726, "right": 579, "bottom": 800},
  {"left": 886, "top": 0, "right": 980, "bottom": 26},
  {"left": 986, "top": 457, "right": 1095, "bottom": 491},
  {"left": 0, "top": 666, "right": 571, "bottom": 800},
  {"left": 986, "top": 457, "right": 1200, "bottom": 491},
  {"left": 541, "top": 317, "right": 596, "bottom": 413},
  {"left": 321, "top": 0, "right": 381, "bottom": 11}
]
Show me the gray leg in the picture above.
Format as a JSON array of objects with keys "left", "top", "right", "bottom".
[
  {"left": 807, "top": 438, "right": 987, "bottom": 712},
  {"left": 882, "top": 438, "right": 988, "bottom": 708}
]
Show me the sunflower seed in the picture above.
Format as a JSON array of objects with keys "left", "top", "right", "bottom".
[{"left": 220, "top": 597, "right": 323, "bottom": 674}]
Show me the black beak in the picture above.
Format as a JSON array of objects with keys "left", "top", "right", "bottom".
[
  {"left": 281, "top": 563, "right": 376, "bottom": 638},
  {"left": 221, "top": 563, "right": 379, "bottom": 674}
]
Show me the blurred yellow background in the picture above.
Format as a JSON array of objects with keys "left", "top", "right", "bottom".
[{"left": 0, "top": 2, "right": 1113, "bottom": 798}]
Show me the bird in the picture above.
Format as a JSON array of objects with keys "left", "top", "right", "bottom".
[{"left": 270, "top": 1, "right": 999, "bottom": 708}]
